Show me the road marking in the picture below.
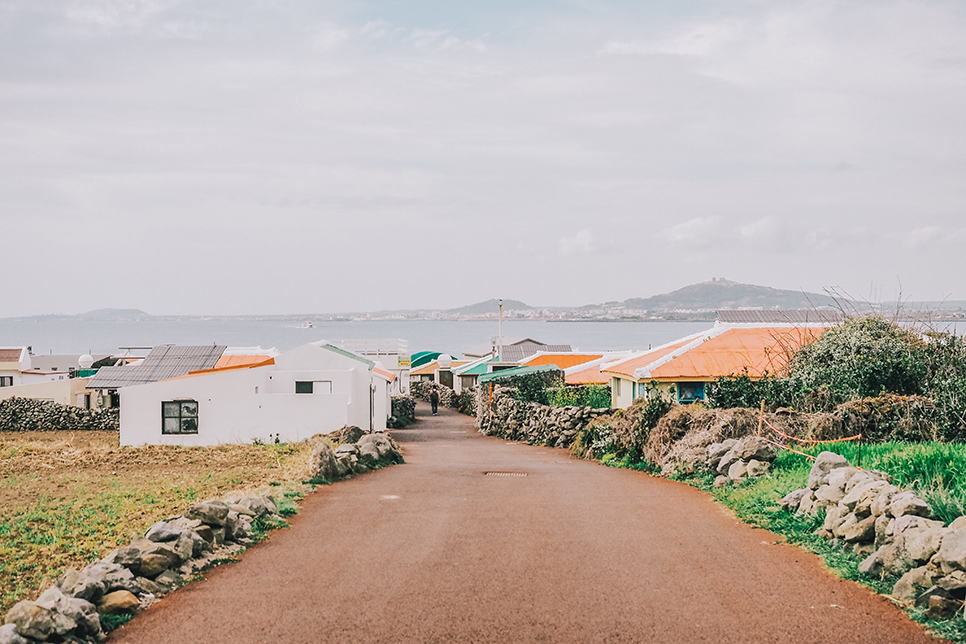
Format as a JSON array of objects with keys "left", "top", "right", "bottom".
[{"left": 380, "top": 495, "right": 401, "bottom": 500}]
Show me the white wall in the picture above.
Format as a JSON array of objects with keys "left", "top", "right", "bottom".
[
  {"left": 0, "top": 378, "right": 92, "bottom": 406},
  {"left": 119, "top": 343, "right": 389, "bottom": 446},
  {"left": 120, "top": 366, "right": 355, "bottom": 446}
]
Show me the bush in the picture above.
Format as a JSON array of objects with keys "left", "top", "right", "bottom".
[
  {"left": 546, "top": 380, "right": 612, "bottom": 409},
  {"left": 789, "top": 316, "right": 927, "bottom": 405},
  {"left": 707, "top": 372, "right": 796, "bottom": 410}
]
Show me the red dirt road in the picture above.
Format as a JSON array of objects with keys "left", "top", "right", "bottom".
[{"left": 110, "top": 403, "right": 945, "bottom": 643}]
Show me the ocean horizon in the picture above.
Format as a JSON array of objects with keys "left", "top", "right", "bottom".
[{"left": 0, "top": 318, "right": 713, "bottom": 359}]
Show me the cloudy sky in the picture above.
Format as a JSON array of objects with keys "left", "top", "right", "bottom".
[{"left": 3, "top": 0, "right": 965, "bottom": 316}]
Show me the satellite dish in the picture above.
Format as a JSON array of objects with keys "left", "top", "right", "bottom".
[
  {"left": 437, "top": 354, "right": 453, "bottom": 370},
  {"left": 78, "top": 354, "right": 94, "bottom": 369}
]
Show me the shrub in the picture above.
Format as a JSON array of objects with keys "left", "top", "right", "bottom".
[
  {"left": 546, "top": 380, "right": 612, "bottom": 409},
  {"left": 707, "top": 372, "right": 796, "bottom": 410},
  {"left": 789, "top": 316, "right": 927, "bottom": 406}
]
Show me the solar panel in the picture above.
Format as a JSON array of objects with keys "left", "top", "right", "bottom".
[{"left": 86, "top": 345, "right": 227, "bottom": 390}]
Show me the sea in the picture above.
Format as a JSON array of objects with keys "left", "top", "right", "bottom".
[{"left": 0, "top": 318, "right": 713, "bottom": 359}]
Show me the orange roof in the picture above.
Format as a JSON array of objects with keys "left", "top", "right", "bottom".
[
  {"left": 167, "top": 358, "right": 276, "bottom": 381},
  {"left": 522, "top": 353, "right": 604, "bottom": 370},
  {"left": 565, "top": 362, "right": 610, "bottom": 385},
  {"left": 373, "top": 366, "right": 396, "bottom": 382},
  {"left": 410, "top": 360, "right": 468, "bottom": 376},
  {"left": 601, "top": 338, "right": 695, "bottom": 378},
  {"left": 215, "top": 355, "right": 276, "bottom": 369},
  {"left": 647, "top": 326, "right": 824, "bottom": 380}
]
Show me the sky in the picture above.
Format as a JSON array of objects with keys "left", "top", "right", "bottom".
[{"left": 2, "top": 0, "right": 965, "bottom": 316}]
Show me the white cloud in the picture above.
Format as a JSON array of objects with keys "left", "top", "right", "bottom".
[{"left": 558, "top": 229, "right": 598, "bottom": 256}]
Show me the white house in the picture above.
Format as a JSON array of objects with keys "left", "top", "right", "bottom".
[
  {"left": 0, "top": 347, "right": 31, "bottom": 387},
  {"left": 120, "top": 341, "right": 395, "bottom": 446}
]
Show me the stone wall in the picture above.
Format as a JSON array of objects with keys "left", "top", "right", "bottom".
[
  {"left": 1, "top": 428, "right": 405, "bottom": 643},
  {"left": 781, "top": 452, "right": 966, "bottom": 619},
  {"left": 475, "top": 385, "right": 612, "bottom": 449},
  {"left": 409, "top": 380, "right": 458, "bottom": 408},
  {"left": 388, "top": 396, "right": 416, "bottom": 428},
  {"left": 0, "top": 397, "right": 118, "bottom": 433},
  {"left": 2, "top": 493, "right": 281, "bottom": 643}
]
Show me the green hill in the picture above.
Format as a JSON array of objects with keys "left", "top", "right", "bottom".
[
  {"left": 623, "top": 279, "right": 838, "bottom": 311},
  {"left": 447, "top": 299, "right": 532, "bottom": 315}
]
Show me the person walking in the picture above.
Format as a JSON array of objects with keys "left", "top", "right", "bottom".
[{"left": 429, "top": 386, "right": 440, "bottom": 416}]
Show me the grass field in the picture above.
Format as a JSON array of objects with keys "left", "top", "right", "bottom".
[{"left": 0, "top": 430, "right": 317, "bottom": 614}]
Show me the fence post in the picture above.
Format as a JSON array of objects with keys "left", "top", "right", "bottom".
[{"left": 757, "top": 399, "right": 765, "bottom": 436}]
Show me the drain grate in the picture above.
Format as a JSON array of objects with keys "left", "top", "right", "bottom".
[{"left": 485, "top": 471, "right": 528, "bottom": 477}]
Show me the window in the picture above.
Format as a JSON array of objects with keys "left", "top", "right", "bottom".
[
  {"left": 614, "top": 378, "right": 621, "bottom": 397},
  {"left": 0, "top": 376, "right": 12, "bottom": 387},
  {"left": 162, "top": 400, "right": 199, "bottom": 434},
  {"left": 296, "top": 381, "right": 332, "bottom": 394},
  {"left": 677, "top": 383, "right": 705, "bottom": 404}
]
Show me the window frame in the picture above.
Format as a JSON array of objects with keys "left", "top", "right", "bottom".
[{"left": 161, "top": 399, "right": 199, "bottom": 435}]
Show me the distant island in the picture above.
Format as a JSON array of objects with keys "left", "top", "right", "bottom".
[{"left": 6, "top": 280, "right": 965, "bottom": 323}]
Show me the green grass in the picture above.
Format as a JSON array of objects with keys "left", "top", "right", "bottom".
[{"left": 601, "top": 440, "right": 966, "bottom": 642}]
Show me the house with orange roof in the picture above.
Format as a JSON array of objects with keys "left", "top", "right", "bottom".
[
  {"left": 601, "top": 324, "right": 827, "bottom": 408},
  {"left": 120, "top": 341, "right": 395, "bottom": 446}
]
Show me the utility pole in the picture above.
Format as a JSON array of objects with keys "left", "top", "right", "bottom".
[{"left": 498, "top": 298, "right": 503, "bottom": 361}]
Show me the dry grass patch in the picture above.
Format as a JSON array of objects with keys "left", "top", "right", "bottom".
[{"left": 0, "top": 430, "right": 316, "bottom": 614}]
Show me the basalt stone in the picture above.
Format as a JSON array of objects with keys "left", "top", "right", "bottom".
[
  {"left": 185, "top": 500, "right": 230, "bottom": 527},
  {"left": 926, "top": 595, "right": 961, "bottom": 620},
  {"left": 890, "top": 491, "right": 933, "bottom": 519},
  {"left": 97, "top": 590, "right": 139, "bottom": 615},
  {"left": 727, "top": 460, "right": 748, "bottom": 481},
  {"left": 137, "top": 554, "right": 172, "bottom": 578},
  {"left": 83, "top": 561, "right": 137, "bottom": 595},
  {"left": 103, "top": 545, "right": 142, "bottom": 569},
  {"left": 357, "top": 442, "right": 381, "bottom": 467},
  {"left": 937, "top": 570, "right": 966, "bottom": 592},
  {"left": 309, "top": 442, "right": 341, "bottom": 481},
  {"left": 893, "top": 566, "right": 936, "bottom": 600},
  {"left": 154, "top": 569, "right": 185, "bottom": 590},
  {"left": 227, "top": 503, "right": 256, "bottom": 518},
  {"left": 145, "top": 521, "right": 183, "bottom": 542},
  {"left": 871, "top": 485, "right": 899, "bottom": 518},
  {"left": 937, "top": 526, "right": 966, "bottom": 574},
  {"left": 4, "top": 601, "right": 57, "bottom": 641},
  {"left": 135, "top": 577, "right": 170, "bottom": 597},
  {"left": 745, "top": 459, "right": 770, "bottom": 478},
  {"left": 842, "top": 514, "right": 878, "bottom": 543},
  {"left": 780, "top": 488, "right": 808, "bottom": 512},
  {"left": 706, "top": 440, "right": 737, "bottom": 468},
  {"left": 194, "top": 525, "right": 215, "bottom": 543},
  {"left": 0, "top": 623, "right": 28, "bottom": 644},
  {"left": 859, "top": 545, "right": 887, "bottom": 577},
  {"left": 807, "top": 451, "right": 851, "bottom": 490},
  {"left": 56, "top": 568, "right": 105, "bottom": 603},
  {"left": 841, "top": 480, "right": 888, "bottom": 515}
]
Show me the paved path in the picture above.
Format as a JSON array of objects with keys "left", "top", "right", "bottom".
[{"left": 110, "top": 403, "right": 943, "bottom": 643}]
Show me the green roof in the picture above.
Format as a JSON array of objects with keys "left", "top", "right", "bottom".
[
  {"left": 478, "top": 364, "right": 560, "bottom": 384},
  {"left": 460, "top": 362, "right": 492, "bottom": 376},
  {"left": 411, "top": 351, "right": 449, "bottom": 368},
  {"left": 321, "top": 343, "right": 375, "bottom": 368}
]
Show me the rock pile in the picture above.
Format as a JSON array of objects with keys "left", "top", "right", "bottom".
[
  {"left": 388, "top": 396, "right": 416, "bottom": 428},
  {"left": 476, "top": 387, "right": 612, "bottom": 449},
  {"left": 2, "top": 494, "right": 281, "bottom": 643},
  {"left": 706, "top": 436, "right": 777, "bottom": 486},
  {"left": 781, "top": 452, "right": 966, "bottom": 619},
  {"left": 0, "top": 398, "right": 118, "bottom": 433},
  {"left": 309, "top": 429, "right": 404, "bottom": 481}
]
